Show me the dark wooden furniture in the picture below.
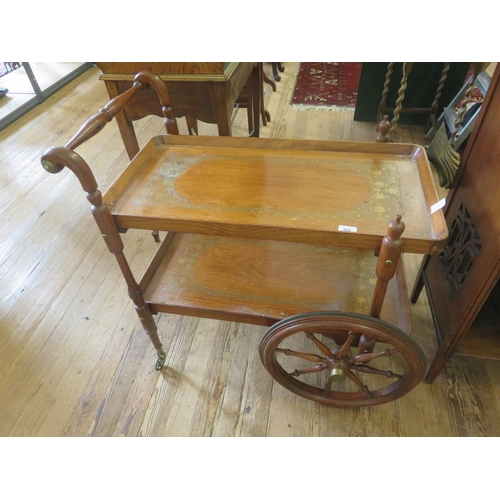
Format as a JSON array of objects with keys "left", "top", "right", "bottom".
[
  {"left": 41, "top": 71, "right": 448, "bottom": 407},
  {"left": 355, "top": 63, "right": 471, "bottom": 127},
  {"left": 96, "top": 62, "right": 260, "bottom": 159},
  {"left": 376, "top": 63, "right": 480, "bottom": 142},
  {"left": 272, "top": 63, "right": 285, "bottom": 81},
  {"left": 235, "top": 63, "right": 271, "bottom": 131},
  {"left": 411, "top": 64, "right": 500, "bottom": 383}
]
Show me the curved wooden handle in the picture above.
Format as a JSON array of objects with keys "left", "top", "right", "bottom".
[
  {"left": 134, "top": 71, "right": 170, "bottom": 105},
  {"left": 41, "top": 70, "right": 178, "bottom": 194},
  {"left": 65, "top": 80, "right": 146, "bottom": 150},
  {"left": 134, "top": 71, "right": 179, "bottom": 134},
  {"left": 41, "top": 145, "right": 98, "bottom": 193},
  {"left": 55, "top": 70, "right": 179, "bottom": 155}
]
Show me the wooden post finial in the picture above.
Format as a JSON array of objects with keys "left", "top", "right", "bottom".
[{"left": 376, "top": 115, "right": 391, "bottom": 142}]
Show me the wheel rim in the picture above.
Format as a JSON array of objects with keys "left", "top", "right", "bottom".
[{"left": 259, "top": 311, "right": 425, "bottom": 407}]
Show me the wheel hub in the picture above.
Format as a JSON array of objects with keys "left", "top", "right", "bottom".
[{"left": 329, "top": 360, "right": 350, "bottom": 383}]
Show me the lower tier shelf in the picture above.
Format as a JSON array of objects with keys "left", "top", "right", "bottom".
[{"left": 140, "top": 233, "right": 411, "bottom": 330}]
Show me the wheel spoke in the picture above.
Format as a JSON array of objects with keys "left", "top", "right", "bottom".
[
  {"left": 290, "top": 363, "right": 328, "bottom": 377},
  {"left": 276, "top": 347, "right": 326, "bottom": 363},
  {"left": 305, "top": 331, "right": 334, "bottom": 357},
  {"left": 339, "top": 331, "right": 356, "bottom": 357},
  {"left": 347, "top": 372, "right": 373, "bottom": 396},
  {"left": 350, "top": 348, "right": 398, "bottom": 364},
  {"left": 351, "top": 364, "right": 403, "bottom": 379},
  {"left": 260, "top": 311, "right": 425, "bottom": 406}
]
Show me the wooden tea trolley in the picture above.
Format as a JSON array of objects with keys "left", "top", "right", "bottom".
[{"left": 41, "top": 72, "right": 448, "bottom": 407}]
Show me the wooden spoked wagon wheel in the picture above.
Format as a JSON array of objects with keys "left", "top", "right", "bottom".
[{"left": 260, "top": 311, "right": 425, "bottom": 407}]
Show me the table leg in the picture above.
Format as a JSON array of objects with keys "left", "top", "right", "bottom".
[
  {"left": 116, "top": 113, "right": 140, "bottom": 159},
  {"left": 390, "top": 63, "right": 414, "bottom": 140},
  {"left": 251, "top": 64, "right": 261, "bottom": 137},
  {"left": 272, "top": 62, "right": 284, "bottom": 82},
  {"left": 263, "top": 70, "right": 276, "bottom": 92},
  {"left": 186, "top": 116, "right": 199, "bottom": 135},
  {"left": 217, "top": 107, "right": 233, "bottom": 136},
  {"left": 359, "top": 215, "right": 405, "bottom": 355},
  {"left": 245, "top": 72, "right": 255, "bottom": 136}
]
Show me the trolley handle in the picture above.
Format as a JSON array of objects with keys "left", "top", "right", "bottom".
[{"left": 40, "top": 70, "right": 178, "bottom": 189}]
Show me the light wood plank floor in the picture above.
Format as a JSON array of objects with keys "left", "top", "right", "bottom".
[{"left": 1, "top": 63, "right": 500, "bottom": 437}]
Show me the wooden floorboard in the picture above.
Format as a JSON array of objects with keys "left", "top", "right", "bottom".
[{"left": 1, "top": 63, "right": 499, "bottom": 437}]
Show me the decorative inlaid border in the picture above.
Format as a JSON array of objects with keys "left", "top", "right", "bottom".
[
  {"left": 132, "top": 151, "right": 403, "bottom": 225},
  {"left": 161, "top": 236, "right": 379, "bottom": 314}
]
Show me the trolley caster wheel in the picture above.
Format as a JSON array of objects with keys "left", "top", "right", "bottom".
[
  {"left": 155, "top": 350, "right": 166, "bottom": 371},
  {"left": 260, "top": 311, "right": 425, "bottom": 407}
]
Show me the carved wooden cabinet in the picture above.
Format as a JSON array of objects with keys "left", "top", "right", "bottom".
[{"left": 411, "top": 64, "right": 500, "bottom": 382}]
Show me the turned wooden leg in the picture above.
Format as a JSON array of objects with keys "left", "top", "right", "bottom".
[
  {"left": 251, "top": 64, "right": 261, "bottom": 137},
  {"left": 390, "top": 62, "right": 413, "bottom": 141},
  {"left": 114, "top": 253, "right": 166, "bottom": 370},
  {"left": 41, "top": 71, "right": 181, "bottom": 371},
  {"left": 116, "top": 114, "right": 140, "bottom": 160},
  {"left": 44, "top": 150, "right": 165, "bottom": 369},
  {"left": 244, "top": 73, "right": 255, "bottom": 136},
  {"left": 272, "top": 62, "right": 284, "bottom": 81},
  {"left": 272, "top": 63, "right": 281, "bottom": 82},
  {"left": 263, "top": 72, "right": 277, "bottom": 92},
  {"left": 376, "top": 115, "right": 391, "bottom": 142},
  {"left": 258, "top": 63, "right": 270, "bottom": 127},
  {"left": 91, "top": 194, "right": 167, "bottom": 368},
  {"left": 427, "top": 62, "right": 450, "bottom": 133},
  {"left": 217, "top": 107, "right": 233, "bottom": 136},
  {"left": 358, "top": 215, "right": 405, "bottom": 355},
  {"left": 376, "top": 62, "right": 394, "bottom": 130},
  {"left": 92, "top": 203, "right": 165, "bottom": 369}
]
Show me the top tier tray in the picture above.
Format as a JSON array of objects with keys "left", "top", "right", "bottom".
[{"left": 103, "top": 136, "right": 448, "bottom": 254}]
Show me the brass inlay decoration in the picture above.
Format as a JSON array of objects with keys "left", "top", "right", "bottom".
[
  {"left": 132, "top": 151, "right": 403, "bottom": 225},
  {"left": 161, "top": 235, "right": 380, "bottom": 315}
]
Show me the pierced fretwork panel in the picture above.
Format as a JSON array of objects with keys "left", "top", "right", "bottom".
[{"left": 440, "top": 202, "right": 482, "bottom": 293}]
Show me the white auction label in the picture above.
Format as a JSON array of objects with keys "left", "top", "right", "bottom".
[
  {"left": 431, "top": 198, "right": 446, "bottom": 214},
  {"left": 338, "top": 225, "right": 358, "bottom": 233}
]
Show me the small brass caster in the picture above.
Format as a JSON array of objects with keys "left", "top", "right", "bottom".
[{"left": 155, "top": 350, "right": 166, "bottom": 371}]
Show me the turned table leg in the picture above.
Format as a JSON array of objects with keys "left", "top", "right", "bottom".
[{"left": 358, "top": 215, "right": 405, "bottom": 355}]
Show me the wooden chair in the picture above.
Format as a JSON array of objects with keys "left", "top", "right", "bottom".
[{"left": 376, "top": 63, "right": 451, "bottom": 142}]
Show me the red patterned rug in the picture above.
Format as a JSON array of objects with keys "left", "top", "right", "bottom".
[{"left": 291, "top": 62, "right": 362, "bottom": 110}]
